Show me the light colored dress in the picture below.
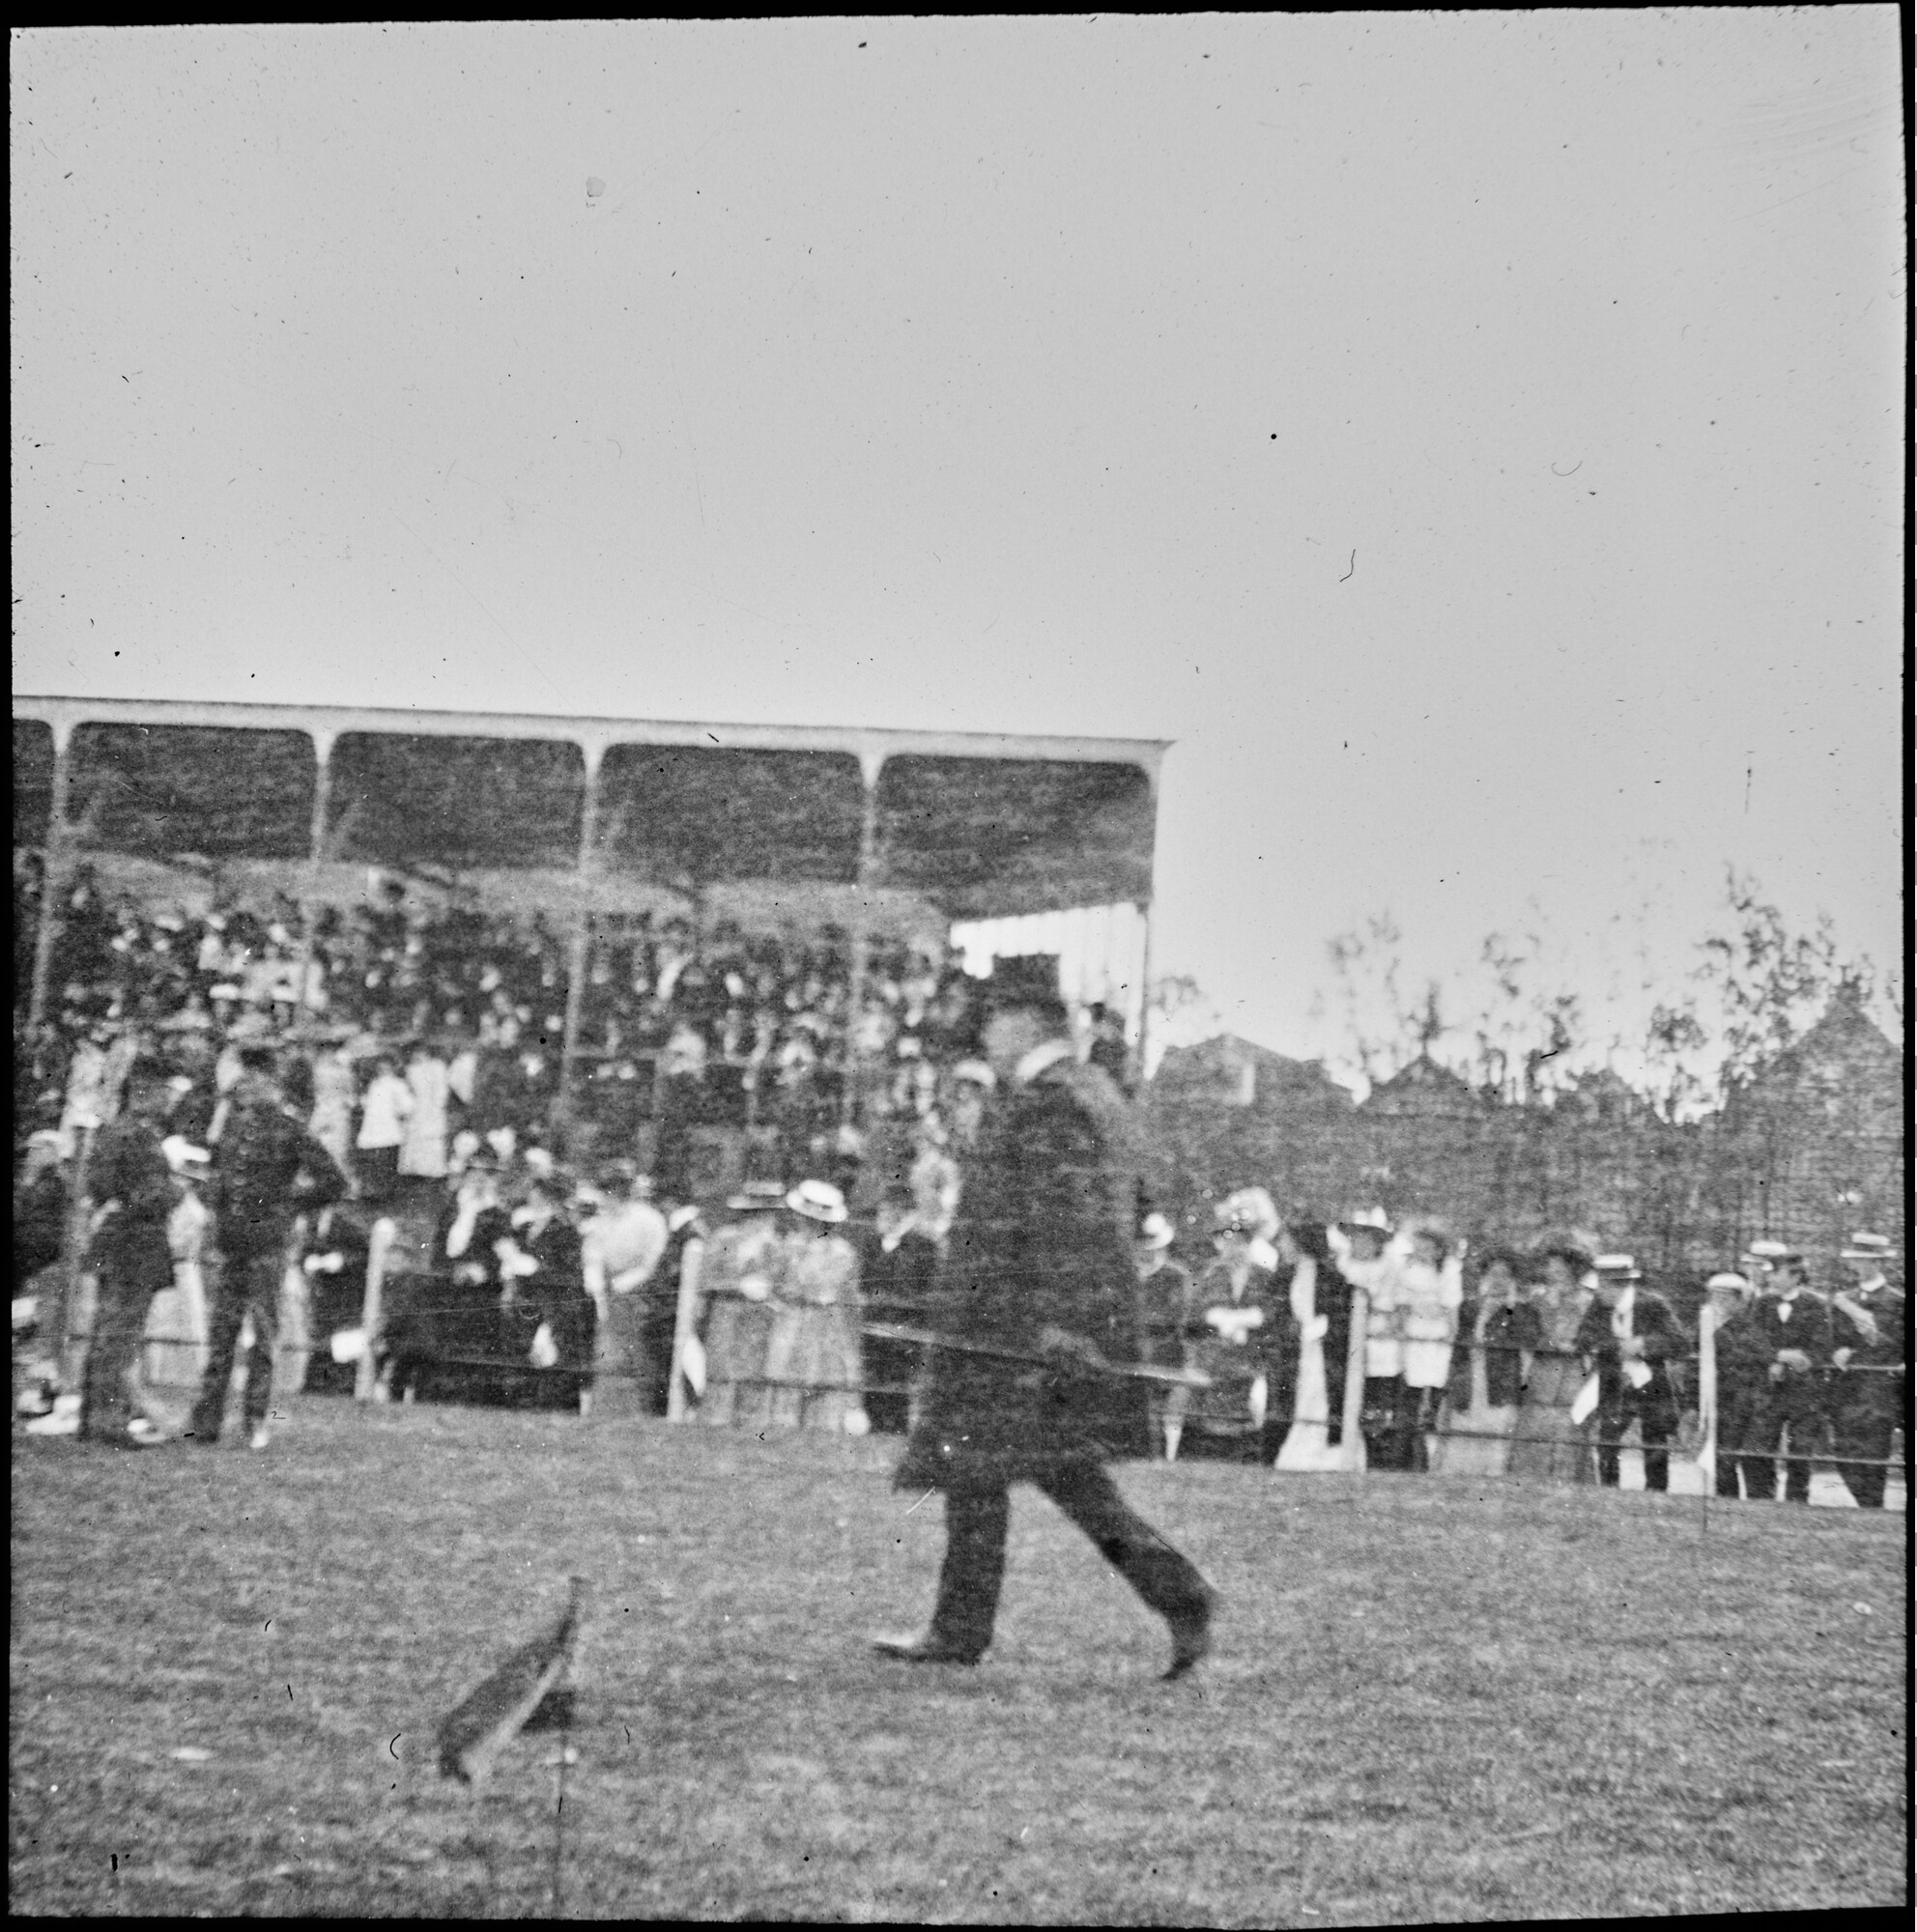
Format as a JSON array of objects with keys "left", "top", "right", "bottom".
[
  {"left": 762, "top": 1232, "right": 864, "bottom": 1433},
  {"left": 1276, "top": 1258, "right": 1344, "bottom": 1469},
  {"left": 1508, "top": 1286, "right": 1595, "bottom": 1484},
  {"left": 698, "top": 1218, "right": 781, "bottom": 1427},
  {"left": 399, "top": 1052, "right": 450, "bottom": 1179},
  {"left": 308, "top": 1050, "right": 358, "bottom": 1172}
]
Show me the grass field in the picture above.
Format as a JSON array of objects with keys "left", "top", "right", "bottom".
[{"left": 11, "top": 1397, "right": 1907, "bottom": 1922}]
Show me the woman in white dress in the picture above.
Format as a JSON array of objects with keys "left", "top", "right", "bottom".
[
  {"left": 762, "top": 1180, "right": 867, "bottom": 1435},
  {"left": 307, "top": 1036, "right": 358, "bottom": 1178},
  {"left": 398, "top": 1039, "right": 451, "bottom": 1184}
]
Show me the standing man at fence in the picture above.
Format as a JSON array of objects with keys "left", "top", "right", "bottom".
[
  {"left": 187, "top": 1045, "right": 348, "bottom": 1450},
  {"left": 1576, "top": 1254, "right": 1683, "bottom": 1492},
  {"left": 1699, "top": 1271, "right": 1759, "bottom": 1498},
  {"left": 1827, "top": 1231, "right": 1904, "bottom": 1511},
  {"left": 1728, "top": 1241, "right": 1831, "bottom": 1504},
  {"left": 71, "top": 1057, "right": 179, "bottom": 1448},
  {"left": 873, "top": 955, "right": 1216, "bottom": 1680}
]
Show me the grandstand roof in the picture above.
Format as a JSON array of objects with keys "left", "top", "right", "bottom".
[{"left": 14, "top": 695, "right": 1167, "bottom": 920}]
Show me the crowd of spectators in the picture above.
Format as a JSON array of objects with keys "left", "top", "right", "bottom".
[
  {"left": 1140, "top": 1187, "right": 1904, "bottom": 1507},
  {"left": 14, "top": 864, "right": 1027, "bottom": 1199}
]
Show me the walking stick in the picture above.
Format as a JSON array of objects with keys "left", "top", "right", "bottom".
[{"left": 859, "top": 1321, "right": 1214, "bottom": 1389}]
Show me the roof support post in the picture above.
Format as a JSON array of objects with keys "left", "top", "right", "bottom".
[
  {"left": 293, "top": 730, "right": 335, "bottom": 1029},
  {"left": 1133, "top": 895, "right": 1155, "bottom": 1092},
  {"left": 555, "top": 742, "right": 605, "bottom": 1147},
  {"left": 25, "top": 721, "right": 74, "bottom": 1030},
  {"left": 841, "top": 752, "right": 884, "bottom": 1128}
]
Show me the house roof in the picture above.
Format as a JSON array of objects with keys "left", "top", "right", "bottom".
[{"left": 1360, "top": 1051, "right": 1478, "bottom": 1115}]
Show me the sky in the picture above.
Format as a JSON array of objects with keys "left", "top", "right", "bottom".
[{"left": 12, "top": 14, "right": 1906, "bottom": 1083}]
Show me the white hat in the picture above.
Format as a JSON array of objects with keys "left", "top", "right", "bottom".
[
  {"left": 950, "top": 1059, "right": 996, "bottom": 1090},
  {"left": 1841, "top": 1232, "right": 1891, "bottom": 1263},
  {"left": 786, "top": 1179, "right": 848, "bottom": 1225},
  {"left": 1593, "top": 1253, "right": 1644, "bottom": 1282},
  {"left": 1705, "top": 1271, "right": 1752, "bottom": 1295},
  {"left": 1743, "top": 1239, "right": 1802, "bottom": 1268},
  {"left": 1137, "top": 1211, "right": 1176, "bottom": 1250}
]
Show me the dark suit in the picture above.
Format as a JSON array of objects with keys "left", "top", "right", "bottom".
[
  {"left": 893, "top": 1046, "right": 1210, "bottom": 1662},
  {"left": 1725, "top": 1292, "right": 1833, "bottom": 1503},
  {"left": 856, "top": 1222, "right": 940, "bottom": 1434},
  {"left": 190, "top": 1088, "right": 347, "bottom": 1443},
  {"left": 1574, "top": 1289, "right": 1684, "bottom": 1492},
  {"left": 1181, "top": 1258, "right": 1291, "bottom": 1462},
  {"left": 80, "top": 1115, "right": 178, "bottom": 1444},
  {"left": 1827, "top": 1280, "right": 1905, "bottom": 1509}
]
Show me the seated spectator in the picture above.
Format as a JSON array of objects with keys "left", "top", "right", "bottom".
[
  {"left": 1433, "top": 1246, "right": 1539, "bottom": 1477},
  {"left": 762, "top": 1179, "right": 866, "bottom": 1434}
]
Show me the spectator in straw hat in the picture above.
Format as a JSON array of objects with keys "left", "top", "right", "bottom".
[
  {"left": 1172, "top": 1188, "right": 1289, "bottom": 1463},
  {"left": 1330, "top": 1207, "right": 1414, "bottom": 1471},
  {"left": 1827, "top": 1232, "right": 1905, "bottom": 1509},
  {"left": 697, "top": 1181, "right": 787, "bottom": 1428},
  {"left": 1700, "top": 1270, "right": 1760, "bottom": 1498},
  {"left": 1396, "top": 1219, "right": 1466, "bottom": 1473},
  {"left": 762, "top": 1179, "right": 866, "bottom": 1434},
  {"left": 1576, "top": 1254, "right": 1684, "bottom": 1492},
  {"left": 1133, "top": 1208, "right": 1191, "bottom": 1459},
  {"left": 1725, "top": 1242, "right": 1830, "bottom": 1503},
  {"left": 1508, "top": 1238, "right": 1598, "bottom": 1486}
]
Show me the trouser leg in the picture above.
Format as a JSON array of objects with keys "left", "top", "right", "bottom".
[
  {"left": 930, "top": 1482, "right": 1011, "bottom": 1662},
  {"left": 80, "top": 1266, "right": 151, "bottom": 1442},
  {"left": 1040, "top": 1458, "right": 1213, "bottom": 1628},
  {"left": 1594, "top": 1409, "right": 1624, "bottom": 1487},
  {"left": 237, "top": 1251, "right": 281, "bottom": 1432},
  {"left": 1640, "top": 1422, "right": 1671, "bottom": 1492},
  {"left": 1780, "top": 1405, "right": 1819, "bottom": 1503},
  {"left": 190, "top": 1264, "right": 251, "bottom": 1441},
  {"left": 1832, "top": 1404, "right": 1890, "bottom": 1509}
]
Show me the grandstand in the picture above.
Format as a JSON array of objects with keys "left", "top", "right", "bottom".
[{"left": 14, "top": 695, "right": 1167, "bottom": 1136}]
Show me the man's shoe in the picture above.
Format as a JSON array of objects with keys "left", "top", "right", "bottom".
[
  {"left": 872, "top": 1630, "right": 982, "bottom": 1665},
  {"left": 248, "top": 1426, "right": 272, "bottom": 1451},
  {"left": 25, "top": 1395, "right": 81, "bottom": 1436},
  {"left": 1163, "top": 1588, "right": 1216, "bottom": 1682},
  {"left": 127, "top": 1417, "right": 167, "bottom": 1447}
]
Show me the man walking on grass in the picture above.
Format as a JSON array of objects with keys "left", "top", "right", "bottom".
[
  {"left": 873, "top": 956, "right": 1216, "bottom": 1680},
  {"left": 186, "top": 1044, "right": 348, "bottom": 1449}
]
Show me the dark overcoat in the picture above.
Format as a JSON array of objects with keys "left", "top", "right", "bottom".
[{"left": 895, "top": 1052, "right": 1147, "bottom": 1490}]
